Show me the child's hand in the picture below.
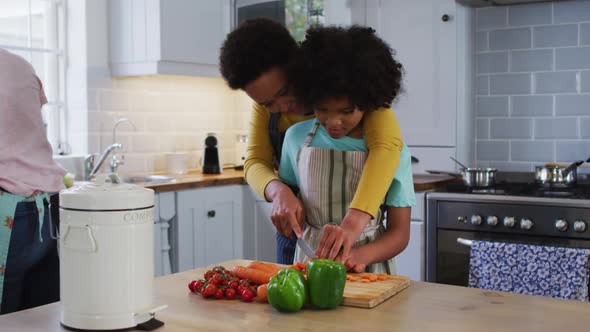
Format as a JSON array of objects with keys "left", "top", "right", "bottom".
[
  {"left": 316, "top": 224, "right": 360, "bottom": 261},
  {"left": 337, "top": 250, "right": 367, "bottom": 273}
]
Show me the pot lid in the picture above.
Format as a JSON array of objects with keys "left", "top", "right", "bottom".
[{"left": 60, "top": 174, "right": 154, "bottom": 211}]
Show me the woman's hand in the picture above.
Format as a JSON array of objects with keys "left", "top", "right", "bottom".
[
  {"left": 265, "top": 180, "right": 304, "bottom": 238},
  {"left": 316, "top": 209, "right": 372, "bottom": 262}
]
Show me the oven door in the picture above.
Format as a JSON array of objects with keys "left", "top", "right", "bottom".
[{"left": 436, "top": 230, "right": 590, "bottom": 286}]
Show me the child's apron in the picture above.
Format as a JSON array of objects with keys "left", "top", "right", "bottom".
[{"left": 293, "top": 122, "right": 396, "bottom": 274}]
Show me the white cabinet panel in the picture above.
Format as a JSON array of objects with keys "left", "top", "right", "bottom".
[
  {"left": 365, "top": 0, "right": 457, "bottom": 147},
  {"left": 154, "top": 192, "right": 174, "bottom": 277},
  {"left": 242, "top": 187, "right": 278, "bottom": 263},
  {"left": 395, "top": 221, "right": 425, "bottom": 281},
  {"left": 411, "top": 192, "right": 425, "bottom": 221},
  {"left": 109, "top": 0, "right": 230, "bottom": 77},
  {"left": 176, "top": 185, "right": 243, "bottom": 272},
  {"left": 410, "top": 147, "right": 458, "bottom": 174}
]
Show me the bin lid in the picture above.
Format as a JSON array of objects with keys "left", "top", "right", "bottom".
[{"left": 59, "top": 174, "right": 154, "bottom": 211}]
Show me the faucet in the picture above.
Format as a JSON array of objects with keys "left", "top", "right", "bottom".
[
  {"left": 87, "top": 143, "right": 123, "bottom": 179},
  {"left": 85, "top": 118, "right": 136, "bottom": 180}
]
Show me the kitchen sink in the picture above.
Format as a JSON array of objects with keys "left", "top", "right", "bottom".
[{"left": 121, "top": 175, "right": 175, "bottom": 184}]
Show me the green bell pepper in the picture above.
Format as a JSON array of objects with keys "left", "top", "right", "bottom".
[
  {"left": 307, "top": 259, "right": 347, "bottom": 309},
  {"left": 266, "top": 268, "right": 308, "bottom": 312}
]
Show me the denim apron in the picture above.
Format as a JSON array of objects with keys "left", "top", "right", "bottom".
[
  {"left": 269, "top": 112, "right": 297, "bottom": 264},
  {"left": 0, "top": 190, "right": 49, "bottom": 312},
  {"left": 293, "top": 122, "right": 396, "bottom": 274}
]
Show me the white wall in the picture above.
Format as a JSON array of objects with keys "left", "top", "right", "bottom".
[{"left": 67, "top": 0, "right": 252, "bottom": 174}]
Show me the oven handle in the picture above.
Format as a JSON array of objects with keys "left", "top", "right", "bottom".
[{"left": 457, "top": 238, "right": 473, "bottom": 247}]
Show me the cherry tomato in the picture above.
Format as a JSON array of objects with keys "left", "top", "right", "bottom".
[
  {"left": 188, "top": 280, "right": 197, "bottom": 292},
  {"left": 214, "top": 288, "right": 225, "bottom": 299},
  {"left": 237, "top": 285, "right": 248, "bottom": 294},
  {"left": 225, "top": 288, "right": 237, "bottom": 300},
  {"left": 209, "top": 275, "right": 224, "bottom": 286},
  {"left": 201, "top": 284, "right": 217, "bottom": 299},
  {"left": 240, "top": 288, "right": 255, "bottom": 302},
  {"left": 204, "top": 270, "right": 215, "bottom": 280},
  {"left": 228, "top": 280, "right": 239, "bottom": 290},
  {"left": 194, "top": 280, "right": 205, "bottom": 293}
]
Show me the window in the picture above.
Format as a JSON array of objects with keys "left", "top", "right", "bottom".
[{"left": 0, "top": 0, "right": 67, "bottom": 154}]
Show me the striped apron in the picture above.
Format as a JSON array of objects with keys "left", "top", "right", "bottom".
[
  {"left": 0, "top": 190, "right": 49, "bottom": 311},
  {"left": 293, "top": 122, "right": 396, "bottom": 274}
]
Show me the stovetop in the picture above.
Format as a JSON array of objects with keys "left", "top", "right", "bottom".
[
  {"left": 441, "top": 182, "right": 590, "bottom": 199},
  {"left": 438, "top": 172, "right": 590, "bottom": 200}
]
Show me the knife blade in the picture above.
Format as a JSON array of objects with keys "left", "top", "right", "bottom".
[{"left": 297, "top": 237, "right": 317, "bottom": 259}]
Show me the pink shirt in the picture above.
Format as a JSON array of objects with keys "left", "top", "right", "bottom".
[{"left": 0, "top": 48, "right": 65, "bottom": 196}]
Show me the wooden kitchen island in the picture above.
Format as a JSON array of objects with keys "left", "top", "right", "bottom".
[{"left": 1, "top": 259, "right": 589, "bottom": 332}]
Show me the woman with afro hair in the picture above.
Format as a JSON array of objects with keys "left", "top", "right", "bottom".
[
  {"left": 219, "top": 19, "right": 405, "bottom": 265},
  {"left": 278, "top": 26, "right": 415, "bottom": 273}
]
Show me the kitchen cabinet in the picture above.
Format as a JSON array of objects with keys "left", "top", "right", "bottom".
[
  {"left": 176, "top": 185, "right": 243, "bottom": 272},
  {"left": 359, "top": 0, "right": 473, "bottom": 160},
  {"left": 364, "top": 0, "right": 456, "bottom": 146},
  {"left": 154, "top": 192, "right": 175, "bottom": 276},
  {"left": 242, "top": 187, "right": 277, "bottom": 263},
  {"left": 395, "top": 192, "right": 425, "bottom": 281},
  {"left": 109, "top": 0, "right": 231, "bottom": 77}
]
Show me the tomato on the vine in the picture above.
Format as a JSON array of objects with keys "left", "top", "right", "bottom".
[
  {"left": 214, "top": 288, "right": 225, "bottom": 299},
  {"left": 204, "top": 270, "right": 215, "bottom": 280},
  {"left": 225, "top": 288, "right": 237, "bottom": 300},
  {"left": 239, "top": 287, "right": 255, "bottom": 302},
  {"left": 201, "top": 284, "right": 217, "bottom": 298}
]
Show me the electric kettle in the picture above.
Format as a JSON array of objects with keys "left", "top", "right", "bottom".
[{"left": 58, "top": 174, "right": 166, "bottom": 330}]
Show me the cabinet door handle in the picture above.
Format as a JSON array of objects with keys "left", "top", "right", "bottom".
[
  {"left": 207, "top": 210, "right": 216, "bottom": 218},
  {"left": 441, "top": 14, "right": 450, "bottom": 22}
]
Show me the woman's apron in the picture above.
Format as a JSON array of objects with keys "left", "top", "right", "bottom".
[
  {"left": 0, "top": 190, "right": 49, "bottom": 311},
  {"left": 293, "top": 122, "right": 396, "bottom": 274}
]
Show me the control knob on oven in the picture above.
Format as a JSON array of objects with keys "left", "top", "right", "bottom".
[
  {"left": 503, "top": 216, "right": 516, "bottom": 228},
  {"left": 520, "top": 218, "right": 534, "bottom": 230},
  {"left": 555, "top": 219, "right": 568, "bottom": 232},
  {"left": 573, "top": 220, "right": 587, "bottom": 233},
  {"left": 470, "top": 215, "right": 482, "bottom": 225},
  {"left": 486, "top": 216, "right": 498, "bottom": 226}
]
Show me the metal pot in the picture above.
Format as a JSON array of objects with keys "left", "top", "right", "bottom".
[
  {"left": 461, "top": 168, "right": 497, "bottom": 188},
  {"left": 535, "top": 165, "right": 577, "bottom": 187},
  {"left": 426, "top": 168, "right": 497, "bottom": 188}
]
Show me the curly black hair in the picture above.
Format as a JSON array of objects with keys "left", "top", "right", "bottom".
[
  {"left": 293, "top": 26, "right": 403, "bottom": 111},
  {"left": 219, "top": 18, "right": 298, "bottom": 90}
]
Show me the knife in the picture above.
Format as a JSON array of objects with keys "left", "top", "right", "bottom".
[{"left": 297, "top": 237, "right": 317, "bottom": 259}]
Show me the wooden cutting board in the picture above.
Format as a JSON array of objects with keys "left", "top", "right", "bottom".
[{"left": 341, "top": 274, "right": 411, "bottom": 309}]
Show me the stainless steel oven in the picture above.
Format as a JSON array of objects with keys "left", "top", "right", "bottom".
[{"left": 426, "top": 190, "right": 590, "bottom": 286}]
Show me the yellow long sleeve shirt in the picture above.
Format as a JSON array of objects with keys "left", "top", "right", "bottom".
[{"left": 244, "top": 103, "right": 403, "bottom": 217}]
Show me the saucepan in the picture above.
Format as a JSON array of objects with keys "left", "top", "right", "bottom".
[
  {"left": 427, "top": 157, "right": 497, "bottom": 188},
  {"left": 534, "top": 158, "right": 590, "bottom": 187}
]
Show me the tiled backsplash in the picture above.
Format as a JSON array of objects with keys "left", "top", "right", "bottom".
[
  {"left": 475, "top": 0, "right": 590, "bottom": 171},
  {"left": 88, "top": 75, "right": 252, "bottom": 174}
]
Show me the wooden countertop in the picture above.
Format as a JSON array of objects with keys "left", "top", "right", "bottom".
[
  {"left": 133, "top": 169, "right": 457, "bottom": 193},
  {"left": 1, "top": 259, "right": 589, "bottom": 332}
]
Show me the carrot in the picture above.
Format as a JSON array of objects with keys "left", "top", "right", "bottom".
[
  {"left": 247, "top": 261, "right": 284, "bottom": 275},
  {"left": 232, "top": 266, "right": 273, "bottom": 285},
  {"left": 256, "top": 284, "right": 268, "bottom": 302},
  {"left": 360, "top": 273, "right": 378, "bottom": 282},
  {"left": 295, "top": 262, "right": 307, "bottom": 271}
]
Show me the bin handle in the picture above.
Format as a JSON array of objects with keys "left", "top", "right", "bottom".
[{"left": 61, "top": 224, "right": 97, "bottom": 252}]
